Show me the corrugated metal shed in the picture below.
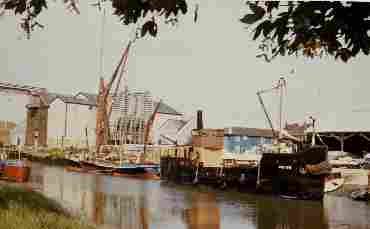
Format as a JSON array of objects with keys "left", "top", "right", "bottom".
[{"left": 224, "top": 127, "right": 276, "bottom": 138}]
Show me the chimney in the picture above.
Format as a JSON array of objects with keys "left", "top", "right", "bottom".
[{"left": 197, "top": 110, "right": 204, "bottom": 130}]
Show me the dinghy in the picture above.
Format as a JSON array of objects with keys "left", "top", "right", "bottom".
[{"left": 324, "top": 178, "right": 344, "bottom": 193}]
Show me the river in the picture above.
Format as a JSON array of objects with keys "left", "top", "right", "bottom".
[{"left": 28, "top": 163, "right": 370, "bottom": 229}]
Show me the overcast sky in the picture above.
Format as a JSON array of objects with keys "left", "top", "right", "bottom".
[{"left": 1, "top": 0, "right": 370, "bottom": 131}]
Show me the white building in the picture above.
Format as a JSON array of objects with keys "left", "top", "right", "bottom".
[
  {"left": 44, "top": 90, "right": 195, "bottom": 147},
  {"left": 46, "top": 93, "right": 97, "bottom": 147}
]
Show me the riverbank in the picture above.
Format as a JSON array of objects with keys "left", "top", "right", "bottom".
[{"left": 0, "top": 183, "right": 95, "bottom": 229}]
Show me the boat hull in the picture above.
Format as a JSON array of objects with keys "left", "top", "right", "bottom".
[
  {"left": 113, "top": 164, "right": 160, "bottom": 177},
  {"left": 3, "top": 163, "right": 30, "bottom": 183},
  {"left": 79, "top": 161, "right": 113, "bottom": 171}
]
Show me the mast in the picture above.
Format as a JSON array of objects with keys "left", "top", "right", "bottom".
[
  {"left": 279, "top": 77, "right": 284, "bottom": 139},
  {"left": 143, "top": 100, "right": 162, "bottom": 159},
  {"left": 256, "top": 77, "right": 286, "bottom": 150},
  {"left": 278, "top": 77, "right": 286, "bottom": 153},
  {"left": 96, "top": 43, "right": 131, "bottom": 153},
  {"left": 98, "top": 6, "right": 106, "bottom": 80}
]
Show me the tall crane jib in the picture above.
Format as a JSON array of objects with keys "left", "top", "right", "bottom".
[{"left": 256, "top": 77, "right": 286, "bottom": 142}]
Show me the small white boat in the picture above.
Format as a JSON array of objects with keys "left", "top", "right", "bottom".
[{"left": 325, "top": 178, "right": 344, "bottom": 193}]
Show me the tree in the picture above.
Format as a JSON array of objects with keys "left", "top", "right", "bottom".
[
  {"left": 240, "top": 1, "right": 370, "bottom": 62},
  {"left": 0, "top": 0, "right": 189, "bottom": 39}
]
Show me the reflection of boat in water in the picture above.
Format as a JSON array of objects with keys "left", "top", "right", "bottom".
[{"left": 182, "top": 192, "right": 220, "bottom": 229}]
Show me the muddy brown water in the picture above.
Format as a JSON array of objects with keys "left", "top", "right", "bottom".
[{"left": 27, "top": 163, "right": 370, "bottom": 229}]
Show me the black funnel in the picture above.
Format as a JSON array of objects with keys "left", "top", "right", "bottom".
[{"left": 197, "top": 110, "right": 204, "bottom": 130}]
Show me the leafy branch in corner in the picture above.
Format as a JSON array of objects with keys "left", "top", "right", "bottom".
[
  {"left": 0, "top": 0, "right": 192, "bottom": 39},
  {"left": 0, "top": 0, "right": 80, "bottom": 39},
  {"left": 240, "top": 1, "right": 370, "bottom": 63}
]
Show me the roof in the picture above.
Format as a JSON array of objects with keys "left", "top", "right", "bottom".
[
  {"left": 45, "top": 93, "right": 59, "bottom": 105},
  {"left": 75, "top": 92, "right": 98, "bottom": 105},
  {"left": 224, "top": 127, "right": 275, "bottom": 138},
  {"left": 224, "top": 127, "right": 301, "bottom": 142},
  {"left": 47, "top": 91, "right": 181, "bottom": 113},
  {"left": 47, "top": 92, "right": 97, "bottom": 106},
  {"left": 154, "top": 101, "right": 182, "bottom": 115}
]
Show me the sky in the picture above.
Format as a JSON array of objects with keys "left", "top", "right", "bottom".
[{"left": 1, "top": 0, "right": 370, "bottom": 131}]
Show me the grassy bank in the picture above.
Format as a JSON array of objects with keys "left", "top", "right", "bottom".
[{"left": 0, "top": 184, "right": 95, "bottom": 229}]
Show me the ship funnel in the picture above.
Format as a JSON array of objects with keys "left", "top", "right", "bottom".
[{"left": 197, "top": 110, "right": 204, "bottom": 130}]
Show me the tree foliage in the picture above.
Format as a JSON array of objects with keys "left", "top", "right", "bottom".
[
  {"left": 0, "top": 0, "right": 189, "bottom": 39},
  {"left": 240, "top": 1, "right": 370, "bottom": 62}
]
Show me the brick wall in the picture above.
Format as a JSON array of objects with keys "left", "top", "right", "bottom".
[
  {"left": 25, "top": 107, "right": 48, "bottom": 146},
  {"left": 192, "top": 129, "right": 224, "bottom": 150}
]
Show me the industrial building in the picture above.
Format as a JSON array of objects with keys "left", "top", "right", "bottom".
[{"left": 14, "top": 89, "right": 196, "bottom": 148}]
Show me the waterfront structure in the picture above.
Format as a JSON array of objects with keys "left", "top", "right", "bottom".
[
  {"left": 191, "top": 128, "right": 225, "bottom": 167},
  {"left": 0, "top": 121, "right": 16, "bottom": 145},
  {"left": 223, "top": 127, "right": 274, "bottom": 154},
  {"left": 309, "top": 130, "right": 370, "bottom": 156}
]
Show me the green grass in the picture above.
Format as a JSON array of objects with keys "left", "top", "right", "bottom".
[{"left": 0, "top": 184, "right": 95, "bottom": 229}]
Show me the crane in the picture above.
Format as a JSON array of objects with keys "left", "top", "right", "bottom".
[{"left": 256, "top": 77, "right": 286, "bottom": 140}]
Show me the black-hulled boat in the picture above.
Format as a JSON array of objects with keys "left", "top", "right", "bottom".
[{"left": 257, "top": 145, "right": 329, "bottom": 200}]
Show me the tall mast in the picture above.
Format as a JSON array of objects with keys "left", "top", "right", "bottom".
[
  {"left": 278, "top": 77, "right": 285, "bottom": 139},
  {"left": 98, "top": 5, "right": 106, "bottom": 79}
]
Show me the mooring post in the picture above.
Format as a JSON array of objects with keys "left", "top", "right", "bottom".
[{"left": 340, "top": 134, "right": 345, "bottom": 153}]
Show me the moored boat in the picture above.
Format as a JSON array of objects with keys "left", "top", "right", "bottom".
[
  {"left": 113, "top": 163, "right": 160, "bottom": 175},
  {"left": 79, "top": 159, "right": 114, "bottom": 172},
  {"left": 2, "top": 160, "right": 31, "bottom": 183},
  {"left": 324, "top": 178, "right": 344, "bottom": 193},
  {"left": 324, "top": 172, "right": 344, "bottom": 193}
]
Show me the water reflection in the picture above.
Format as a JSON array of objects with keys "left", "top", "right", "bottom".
[
  {"left": 29, "top": 163, "right": 370, "bottom": 229},
  {"left": 182, "top": 192, "right": 220, "bottom": 229},
  {"left": 256, "top": 196, "right": 328, "bottom": 229}
]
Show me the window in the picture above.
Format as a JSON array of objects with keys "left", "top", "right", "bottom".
[{"left": 263, "top": 138, "right": 273, "bottom": 145}]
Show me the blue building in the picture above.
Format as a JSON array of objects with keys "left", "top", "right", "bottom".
[{"left": 224, "top": 127, "right": 274, "bottom": 154}]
